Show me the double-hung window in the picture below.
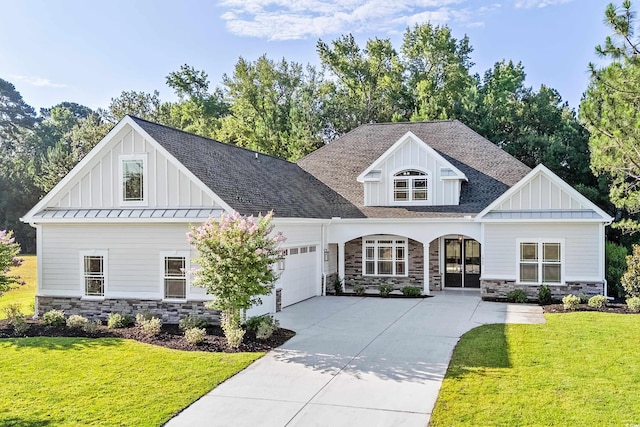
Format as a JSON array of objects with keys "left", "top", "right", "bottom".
[
  {"left": 162, "top": 252, "right": 188, "bottom": 300},
  {"left": 393, "top": 170, "right": 428, "bottom": 202},
  {"left": 363, "top": 236, "right": 408, "bottom": 276},
  {"left": 81, "top": 251, "right": 107, "bottom": 297},
  {"left": 518, "top": 240, "right": 563, "bottom": 284}
]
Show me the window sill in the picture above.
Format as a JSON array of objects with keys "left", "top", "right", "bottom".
[
  {"left": 362, "top": 274, "right": 409, "bottom": 278},
  {"left": 516, "top": 282, "right": 565, "bottom": 286},
  {"left": 162, "top": 298, "right": 188, "bottom": 303},
  {"left": 81, "top": 296, "right": 105, "bottom": 301}
]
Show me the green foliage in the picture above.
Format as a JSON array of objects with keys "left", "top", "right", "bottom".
[
  {"left": 621, "top": 244, "right": 640, "bottom": 297},
  {"left": 538, "top": 285, "right": 552, "bottom": 305},
  {"left": 606, "top": 241, "right": 628, "bottom": 298},
  {"left": 66, "top": 314, "right": 88, "bottom": 328},
  {"left": 353, "top": 284, "right": 366, "bottom": 296},
  {"left": 221, "top": 312, "right": 245, "bottom": 350},
  {"left": 82, "top": 320, "right": 100, "bottom": 333},
  {"left": 256, "top": 316, "right": 279, "bottom": 340},
  {"left": 0, "top": 230, "right": 24, "bottom": 296},
  {"left": 12, "top": 314, "right": 28, "bottom": 335},
  {"left": 507, "top": 289, "right": 528, "bottom": 303},
  {"left": 588, "top": 295, "right": 608, "bottom": 309},
  {"left": 179, "top": 315, "right": 207, "bottom": 331},
  {"left": 184, "top": 327, "right": 207, "bottom": 344},
  {"left": 626, "top": 296, "right": 640, "bottom": 312},
  {"left": 107, "top": 313, "right": 134, "bottom": 329},
  {"left": 2, "top": 302, "right": 22, "bottom": 321},
  {"left": 562, "top": 294, "right": 581, "bottom": 311},
  {"left": 379, "top": 284, "right": 394, "bottom": 297},
  {"left": 332, "top": 276, "right": 343, "bottom": 295},
  {"left": 135, "top": 311, "right": 155, "bottom": 323},
  {"left": 42, "top": 309, "right": 66, "bottom": 327},
  {"left": 402, "top": 286, "right": 422, "bottom": 297},
  {"left": 138, "top": 317, "right": 162, "bottom": 337}
]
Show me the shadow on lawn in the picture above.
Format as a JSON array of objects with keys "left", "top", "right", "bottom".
[
  {"left": 446, "top": 323, "right": 511, "bottom": 379},
  {"left": 0, "top": 416, "right": 61, "bottom": 426},
  {"left": 3, "top": 337, "right": 124, "bottom": 351}
]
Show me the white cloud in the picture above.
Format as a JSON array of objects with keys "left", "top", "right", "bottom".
[
  {"left": 217, "top": 0, "right": 481, "bottom": 40},
  {"left": 513, "top": 0, "right": 573, "bottom": 8},
  {"left": 10, "top": 75, "right": 67, "bottom": 88}
]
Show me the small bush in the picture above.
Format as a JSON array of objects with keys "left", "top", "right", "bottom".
[
  {"left": 333, "top": 276, "right": 343, "bottom": 295},
  {"left": 82, "top": 320, "right": 100, "bottom": 333},
  {"left": 606, "top": 241, "right": 627, "bottom": 298},
  {"left": 562, "top": 294, "right": 581, "bottom": 311},
  {"left": 179, "top": 315, "right": 207, "bottom": 331},
  {"left": 578, "top": 294, "right": 590, "bottom": 304},
  {"left": 379, "top": 284, "right": 394, "bottom": 297},
  {"left": 13, "top": 315, "right": 29, "bottom": 335},
  {"left": 402, "top": 286, "right": 422, "bottom": 297},
  {"left": 66, "top": 314, "right": 88, "bottom": 328},
  {"left": 256, "top": 321, "right": 278, "bottom": 340},
  {"left": 245, "top": 314, "right": 278, "bottom": 332},
  {"left": 588, "top": 295, "right": 608, "bottom": 309},
  {"left": 622, "top": 244, "right": 640, "bottom": 298},
  {"left": 538, "top": 285, "right": 552, "bottom": 305},
  {"left": 138, "top": 317, "right": 162, "bottom": 337},
  {"left": 353, "top": 284, "right": 366, "bottom": 296},
  {"left": 135, "top": 310, "right": 154, "bottom": 323},
  {"left": 3, "top": 303, "right": 23, "bottom": 321},
  {"left": 626, "top": 297, "right": 640, "bottom": 313},
  {"left": 107, "top": 313, "right": 134, "bottom": 329},
  {"left": 222, "top": 321, "right": 245, "bottom": 349},
  {"left": 42, "top": 309, "right": 66, "bottom": 327},
  {"left": 185, "top": 327, "right": 206, "bottom": 344},
  {"left": 507, "top": 289, "right": 527, "bottom": 303}
]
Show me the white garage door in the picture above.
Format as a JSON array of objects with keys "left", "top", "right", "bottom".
[{"left": 280, "top": 245, "right": 319, "bottom": 307}]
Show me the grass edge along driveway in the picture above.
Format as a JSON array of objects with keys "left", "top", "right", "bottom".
[
  {"left": 430, "top": 312, "right": 640, "bottom": 426},
  {"left": 0, "top": 337, "right": 263, "bottom": 426}
]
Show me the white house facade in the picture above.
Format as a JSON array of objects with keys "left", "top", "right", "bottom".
[{"left": 22, "top": 116, "right": 612, "bottom": 323}]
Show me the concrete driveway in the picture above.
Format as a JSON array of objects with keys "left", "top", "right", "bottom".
[{"left": 166, "top": 292, "right": 544, "bottom": 427}]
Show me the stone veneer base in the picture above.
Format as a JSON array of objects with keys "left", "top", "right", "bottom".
[
  {"left": 36, "top": 296, "right": 220, "bottom": 325},
  {"left": 481, "top": 280, "right": 604, "bottom": 301}
]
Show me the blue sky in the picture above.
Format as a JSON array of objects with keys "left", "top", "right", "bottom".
[{"left": 0, "top": 0, "right": 613, "bottom": 114}]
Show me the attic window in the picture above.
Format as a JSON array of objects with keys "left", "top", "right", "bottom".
[
  {"left": 119, "top": 155, "right": 147, "bottom": 205},
  {"left": 393, "top": 170, "right": 428, "bottom": 202}
]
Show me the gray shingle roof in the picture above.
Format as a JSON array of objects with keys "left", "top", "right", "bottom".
[
  {"left": 131, "top": 117, "right": 364, "bottom": 219},
  {"left": 297, "top": 120, "right": 531, "bottom": 218}
]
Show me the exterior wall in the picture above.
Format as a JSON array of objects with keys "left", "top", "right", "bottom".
[
  {"left": 344, "top": 237, "right": 423, "bottom": 288},
  {"left": 36, "top": 296, "right": 219, "bottom": 324},
  {"left": 363, "top": 136, "right": 462, "bottom": 206},
  {"left": 429, "top": 239, "right": 441, "bottom": 291},
  {"left": 482, "top": 223, "right": 602, "bottom": 283},
  {"left": 481, "top": 280, "right": 603, "bottom": 301},
  {"left": 46, "top": 124, "right": 222, "bottom": 210},
  {"left": 494, "top": 172, "right": 589, "bottom": 211}
]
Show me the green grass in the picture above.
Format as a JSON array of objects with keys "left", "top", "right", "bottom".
[
  {"left": 0, "top": 255, "right": 37, "bottom": 318},
  {"left": 0, "top": 337, "right": 263, "bottom": 426},
  {"left": 430, "top": 313, "right": 640, "bottom": 426}
]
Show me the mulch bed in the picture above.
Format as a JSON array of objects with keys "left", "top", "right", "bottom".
[
  {"left": 0, "top": 320, "right": 295, "bottom": 353},
  {"left": 542, "top": 302, "right": 637, "bottom": 314}
]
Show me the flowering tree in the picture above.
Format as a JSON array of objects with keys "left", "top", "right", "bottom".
[
  {"left": 0, "top": 230, "right": 24, "bottom": 296},
  {"left": 187, "top": 211, "right": 285, "bottom": 348}
]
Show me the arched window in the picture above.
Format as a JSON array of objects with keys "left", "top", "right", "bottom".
[{"left": 393, "top": 170, "right": 428, "bottom": 202}]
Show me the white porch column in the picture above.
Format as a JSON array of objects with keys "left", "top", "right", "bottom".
[
  {"left": 338, "top": 241, "right": 346, "bottom": 282},
  {"left": 423, "top": 242, "right": 430, "bottom": 295}
]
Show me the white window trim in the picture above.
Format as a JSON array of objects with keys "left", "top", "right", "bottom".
[
  {"left": 362, "top": 235, "right": 409, "bottom": 277},
  {"left": 79, "top": 250, "right": 108, "bottom": 299},
  {"left": 515, "top": 238, "right": 565, "bottom": 285},
  {"left": 119, "top": 154, "right": 148, "bottom": 207},
  {"left": 389, "top": 167, "right": 432, "bottom": 206},
  {"left": 160, "top": 251, "right": 190, "bottom": 302}
]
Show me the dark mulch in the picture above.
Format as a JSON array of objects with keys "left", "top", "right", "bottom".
[
  {"left": 543, "top": 302, "right": 637, "bottom": 314},
  {"left": 0, "top": 320, "right": 295, "bottom": 353}
]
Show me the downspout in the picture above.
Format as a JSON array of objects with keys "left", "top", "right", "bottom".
[
  {"left": 321, "top": 223, "right": 327, "bottom": 296},
  {"left": 603, "top": 219, "right": 612, "bottom": 300}
]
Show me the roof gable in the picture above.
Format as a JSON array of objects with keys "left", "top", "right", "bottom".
[{"left": 476, "top": 164, "right": 613, "bottom": 222}]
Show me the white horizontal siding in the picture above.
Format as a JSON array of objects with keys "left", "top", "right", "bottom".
[{"left": 483, "top": 223, "right": 601, "bottom": 281}]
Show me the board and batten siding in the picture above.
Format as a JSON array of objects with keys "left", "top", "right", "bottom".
[
  {"left": 364, "top": 137, "right": 461, "bottom": 206},
  {"left": 46, "top": 124, "right": 222, "bottom": 210},
  {"left": 494, "top": 172, "right": 590, "bottom": 211},
  {"left": 482, "top": 223, "right": 601, "bottom": 282}
]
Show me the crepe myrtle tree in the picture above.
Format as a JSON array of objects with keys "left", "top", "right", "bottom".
[
  {"left": 187, "top": 211, "right": 285, "bottom": 349},
  {"left": 0, "top": 230, "right": 24, "bottom": 296}
]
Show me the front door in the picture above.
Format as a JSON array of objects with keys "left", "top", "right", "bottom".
[{"left": 444, "top": 238, "right": 481, "bottom": 288}]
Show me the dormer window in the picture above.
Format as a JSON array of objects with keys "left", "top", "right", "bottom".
[
  {"left": 119, "top": 154, "right": 147, "bottom": 205},
  {"left": 394, "top": 170, "right": 428, "bottom": 202}
]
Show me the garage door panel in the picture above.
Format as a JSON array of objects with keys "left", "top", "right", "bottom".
[{"left": 280, "top": 248, "right": 318, "bottom": 307}]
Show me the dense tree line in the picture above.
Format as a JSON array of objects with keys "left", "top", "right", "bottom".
[{"left": 0, "top": 18, "right": 622, "bottom": 253}]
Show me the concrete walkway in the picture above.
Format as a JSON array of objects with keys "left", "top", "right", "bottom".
[{"left": 166, "top": 293, "right": 545, "bottom": 427}]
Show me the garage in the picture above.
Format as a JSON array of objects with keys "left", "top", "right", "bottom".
[{"left": 279, "top": 245, "right": 320, "bottom": 308}]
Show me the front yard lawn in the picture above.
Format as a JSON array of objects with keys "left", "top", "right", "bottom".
[
  {"left": 0, "top": 337, "right": 262, "bottom": 426},
  {"left": 430, "top": 312, "right": 640, "bottom": 426}
]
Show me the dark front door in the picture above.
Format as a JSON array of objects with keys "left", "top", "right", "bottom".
[{"left": 444, "top": 238, "right": 481, "bottom": 288}]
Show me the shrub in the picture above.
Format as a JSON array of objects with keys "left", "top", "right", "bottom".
[
  {"left": 588, "top": 295, "right": 608, "bottom": 309},
  {"left": 135, "top": 311, "right": 154, "bottom": 323},
  {"left": 622, "top": 244, "right": 640, "bottom": 298},
  {"left": 42, "top": 309, "right": 66, "bottom": 327},
  {"left": 82, "top": 320, "right": 100, "bottom": 333},
  {"left": 606, "top": 241, "right": 628, "bottom": 298},
  {"left": 222, "top": 318, "right": 245, "bottom": 349},
  {"left": 562, "top": 294, "right": 581, "bottom": 310},
  {"left": 245, "top": 314, "right": 279, "bottom": 341},
  {"left": 12, "top": 315, "right": 29, "bottom": 335},
  {"left": 138, "top": 317, "right": 162, "bottom": 337},
  {"left": 353, "top": 284, "right": 366, "bottom": 296},
  {"left": 66, "top": 314, "right": 88, "bottom": 328},
  {"left": 107, "top": 313, "right": 134, "bottom": 329},
  {"left": 185, "top": 327, "right": 206, "bottom": 344},
  {"left": 333, "top": 276, "right": 343, "bottom": 295},
  {"left": 538, "top": 285, "right": 552, "bottom": 305},
  {"left": 3, "top": 302, "right": 23, "bottom": 321},
  {"left": 402, "top": 286, "right": 422, "bottom": 297},
  {"left": 578, "top": 293, "right": 590, "bottom": 304},
  {"left": 256, "top": 321, "right": 278, "bottom": 340},
  {"left": 626, "top": 296, "right": 640, "bottom": 312},
  {"left": 507, "top": 289, "right": 527, "bottom": 303},
  {"left": 379, "top": 284, "right": 394, "bottom": 297},
  {"left": 179, "top": 315, "right": 207, "bottom": 331}
]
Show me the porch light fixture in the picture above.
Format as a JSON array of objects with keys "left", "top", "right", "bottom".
[
  {"left": 324, "top": 249, "right": 329, "bottom": 262},
  {"left": 277, "top": 258, "right": 286, "bottom": 271},
  {"left": 458, "top": 234, "right": 463, "bottom": 242}
]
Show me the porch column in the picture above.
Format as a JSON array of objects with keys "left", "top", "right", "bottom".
[
  {"left": 338, "top": 242, "right": 346, "bottom": 282},
  {"left": 423, "top": 243, "right": 430, "bottom": 296}
]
